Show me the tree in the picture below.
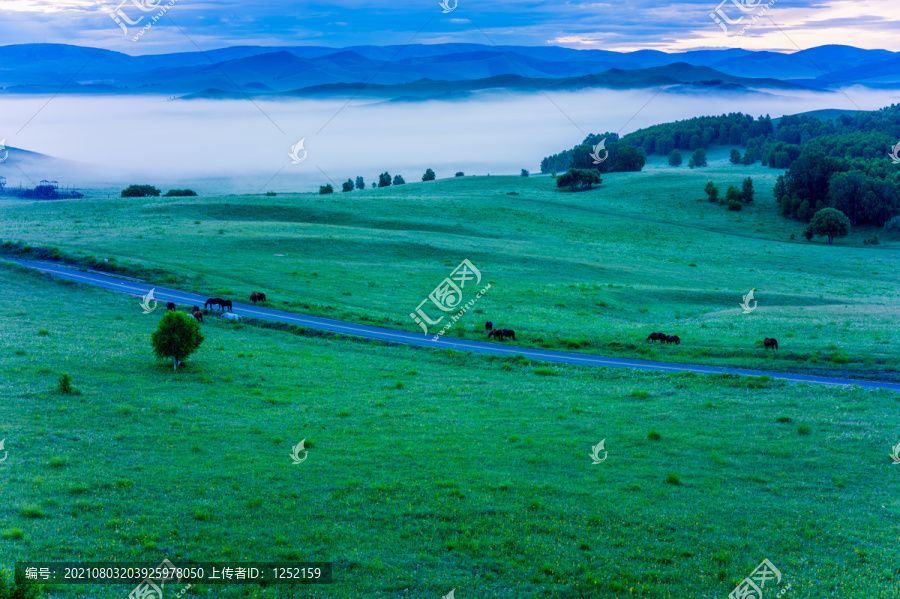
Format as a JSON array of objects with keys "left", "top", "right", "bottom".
[
  {"left": 455, "top": 172, "right": 465, "bottom": 177},
  {"left": 613, "top": 146, "right": 646, "bottom": 172},
  {"left": 378, "top": 172, "right": 392, "bottom": 187},
  {"left": 121, "top": 184, "right": 161, "bottom": 198},
  {"left": 521, "top": 169, "right": 529, "bottom": 177},
  {"left": 342, "top": 179, "right": 354, "bottom": 192},
  {"left": 725, "top": 185, "right": 742, "bottom": 205},
  {"left": 164, "top": 189, "right": 197, "bottom": 197},
  {"left": 668, "top": 149, "right": 682, "bottom": 166},
  {"left": 355, "top": 176, "right": 365, "bottom": 190},
  {"left": 688, "top": 149, "right": 707, "bottom": 168},
  {"left": 372, "top": 182, "right": 377, "bottom": 188},
  {"left": 422, "top": 168, "right": 436, "bottom": 181},
  {"left": 803, "top": 207, "right": 851, "bottom": 244},
  {"left": 689, "top": 134, "right": 703, "bottom": 150},
  {"left": 704, "top": 181, "right": 719, "bottom": 203},
  {"left": 150, "top": 311, "right": 204, "bottom": 371},
  {"left": 556, "top": 169, "right": 602, "bottom": 192},
  {"left": 392, "top": 174, "right": 405, "bottom": 185},
  {"left": 729, "top": 148, "right": 742, "bottom": 165},
  {"left": 319, "top": 184, "right": 334, "bottom": 194},
  {"left": 741, "top": 177, "right": 754, "bottom": 203}
]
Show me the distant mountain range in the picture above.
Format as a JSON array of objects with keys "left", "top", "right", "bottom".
[{"left": 0, "top": 43, "right": 897, "bottom": 100}]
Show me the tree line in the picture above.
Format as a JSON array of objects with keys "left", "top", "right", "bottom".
[{"left": 319, "top": 169, "right": 440, "bottom": 194}]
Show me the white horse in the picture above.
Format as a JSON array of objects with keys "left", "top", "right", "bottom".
[{"left": 221, "top": 313, "right": 242, "bottom": 323}]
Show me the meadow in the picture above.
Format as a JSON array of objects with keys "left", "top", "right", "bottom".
[
  {"left": 1, "top": 260, "right": 899, "bottom": 598},
  {"left": 1, "top": 148, "right": 898, "bottom": 380}
]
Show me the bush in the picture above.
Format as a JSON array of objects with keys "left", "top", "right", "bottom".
[
  {"left": 797, "top": 424, "right": 811, "bottom": 436},
  {"left": 664, "top": 473, "right": 681, "bottom": 485},
  {"left": 265, "top": 191, "right": 276, "bottom": 196},
  {"left": 687, "top": 149, "right": 707, "bottom": 168},
  {"left": 455, "top": 172, "right": 465, "bottom": 177},
  {"left": 318, "top": 184, "right": 334, "bottom": 194},
  {"left": 741, "top": 177, "right": 754, "bottom": 202},
  {"left": 355, "top": 176, "right": 365, "bottom": 190},
  {"left": 647, "top": 430, "right": 662, "bottom": 441},
  {"left": 342, "top": 179, "right": 354, "bottom": 192},
  {"left": 704, "top": 181, "right": 719, "bottom": 203},
  {"left": 521, "top": 169, "right": 529, "bottom": 177},
  {"left": 378, "top": 172, "right": 392, "bottom": 187},
  {"left": 56, "top": 373, "right": 80, "bottom": 395},
  {"left": 883, "top": 215, "right": 900, "bottom": 232},
  {"left": 392, "top": 174, "right": 405, "bottom": 185},
  {"left": 163, "top": 189, "right": 197, "bottom": 197},
  {"left": 0, "top": 567, "right": 43, "bottom": 598},
  {"left": 121, "top": 185, "right": 161, "bottom": 198},
  {"left": 556, "top": 168, "right": 602, "bottom": 192},
  {"left": 150, "top": 312, "right": 204, "bottom": 371},
  {"left": 668, "top": 149, "right": 682, "bottom": 166},
  {"left": 863, "top": 234, "right": 880, "bottom": 245},
  {"left": 728, "top": 199, "right": 743, "bottom": 211},
  {"left": 422, "top": 168, "right": 436, "bottom": 181}
]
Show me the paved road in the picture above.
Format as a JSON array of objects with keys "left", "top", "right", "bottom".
[{"left": 12, "top": 259, "right": 900, "bottom": 391}]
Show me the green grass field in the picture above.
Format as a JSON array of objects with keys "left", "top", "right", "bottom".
[
  {"left": 1, "top": 148, "right": 898, "bottom": 380},
  {"left": 1, "top": 261, "right": 899, "bottom": 598}
]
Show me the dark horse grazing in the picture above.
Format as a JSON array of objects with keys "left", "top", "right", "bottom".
[
  {"left": 646, "top": 332, "right": 667, "bottom": 344},
  {"left": 666, "top": 335, "right": 681, "bottom": 345},
  {"left": 204, "top": 298, "right": 222, "bottom": 311},
  {"left": 219, "top": 299, "right": 233, "bottom": 312},
  {"left": 488, "top": 329, "right": 504, "bottom": 340},
  {"left": 485, "top": 321, "right": 493, "bottom": 331},
  {"left": 166, "top": 302, "right": 176, "bottom": 311},
  {"left": 191, "top": 309, "right": 204, "bottom": 323},
  {"left": 764, "top": 337, "right": 778, "bottom": 350},
  {"left": 250, "top": 292, "right": 267, "bottom": 303},
  {"left": 501, "top": 329, "right": 516, "bottom": 341}
]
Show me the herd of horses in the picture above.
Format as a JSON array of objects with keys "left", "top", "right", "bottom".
[
  {"left": 485, "top": 321, "right": 516, "bottom": 341},
  {"left": 162, "top": 292, "right": 267, "bottom": 324},
  {"left": 646, "top": 331, "right": 778, "bottom": 350}
]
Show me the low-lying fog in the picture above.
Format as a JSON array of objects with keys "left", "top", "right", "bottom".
[{"left": 1, "top": 87, "right": 899, "bottom": 195}]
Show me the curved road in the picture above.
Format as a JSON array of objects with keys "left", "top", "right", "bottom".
[{"left": 12, "top": 259, "right": 900, "bottom": 391}]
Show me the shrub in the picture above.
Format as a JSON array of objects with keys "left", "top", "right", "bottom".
[
  {"left": 392, "top": 174, "right": 405, "bottom": 185},
  {"left": 863, "top": 234, "right": 879, "bottom": 245},
  {"left": 0, "top": 567, "right": 43, "bottom": 598},
  {"left": 664, "top": 473, "right": 681, "bottom": 485},
  {"left": 797, "top": 424, "right": 811, "bottom": 436},
  {"left": 704, "top": 181, "right": 719, "bottom": 203},
  {"left": 56, "top": 373, "right": 80, "bottom": 395},
  {"left": 121, "top": 185, "right": 161, "bottom": 198},
  {"left": 318, "top": 184, "right": 334, "bottom": 194},
  {"left": 19, "top": 505, "right": 45, "bottom": 519},
  {"left": 265, "top": 191, "right": 277, "bottom": 196},
  {"left": 422, "top": 168, "right": 436, "bottom": 182},
  {"left": 521, "top": 169, "right": 529, "bottom": 177},
  {"left": 38, "top": 328, "right": 49, "bottom": 336},
  {"left": 883, "top": 215, "right": 900, "bottom": 232},
  {"left": 533, "top": 367, "right": 558, "bottom": 376},
  {"left": 455, "top": 172, "right": 465, "bottom": 177},
  {"left": 342, "top": 179, "right": 354, "bottom": 192},
  {"left": 647, "top": 430, "right": 662, "bottom": 441},
  {"left": 728, "top": 199, "right": 743, "bottom": 211},
  {"left": 163, "top": 189, "right": 197, "bottom": 197},
  {"left": 688, "top": 149, "right": 707, "bottom": 168}
]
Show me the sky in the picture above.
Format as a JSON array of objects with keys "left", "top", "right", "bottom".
[{"left": 0, "top": 0, "right": 898, "bottom": 55}]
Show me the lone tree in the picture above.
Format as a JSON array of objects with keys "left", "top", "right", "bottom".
[
  {"left": 121, "top": 184, "right": 161, "bottom": 198},
  {"left": 556, "top": 168, "right": 602, "bottom": 192},
  {"left": 393, "top": 174, "right": 406, "bottom": 185},
  {"left": 455, "top": 171, "right": 465, "bottom": 177},
  {"left": 355, "top": 176, "right": 365, "bottom": 190},
  {"left": 668, "top": 149, "right": 682, "bottom": 166},
  {"left": 741, "top": 177, "right": 754, "bottom": 203},
  {"left": 151, "top": 311, "right": 204, "bottom": 371},
  {"left": 342, "top": 179, "right": 354, "bottom": 192},
  {"left": 704, "top": 181, "right": 719, "bottom": 203},
  {"left": 378, "top": 172, "right": 392, "bottom": 187},
  {"left": 521, "top": 169, "right": 529, "bottom": 177},
  {"left": 422, "top": 168, "right": 436, "bottom": 181},
  {"left": 804, "top": 207, "right": 851, "bottom": 244},
  {"left": 688, "top": 149, "right": 707, "bottom": 168},
  {"left": 319, "top": 184, "right": 334, "bottom": 194}
]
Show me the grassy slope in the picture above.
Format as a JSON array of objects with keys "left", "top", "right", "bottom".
[
  {"left": 0, "top": 148, "right": 898, "bottom": 382},
  {"left": 0, "top": 262, "right": 899, "bottom": 598}
]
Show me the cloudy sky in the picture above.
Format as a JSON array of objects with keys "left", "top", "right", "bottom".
[{"left": 0, "top": 0, "right": 897, "bottom": 55}]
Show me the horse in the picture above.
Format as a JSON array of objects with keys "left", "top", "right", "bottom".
[
  {"left": 221, "top": 313, "right": 242, "bottom": 323},
  {"left": 501, "top": 329, "right": 516, "bottom": 341},
  {"left": 192, "top": 305, "right": 200, "bottom": 313},
  {"left": 204, "top": 298, "right": 221, "bottom": 310},
  {"left": 666, "top": 335, "right": 681, "bottom": 345},
  {"left": 166, "top": 302, "right": 176, "bottom": 311},
  {"left": 485, "top": 321, "right": 493, "bottom": 331},
  {"left": 191, "top": 310, "right": 204, "bottom": 323},
  {"left": 646, "top": 333, "right": 661, "bottom": 343},
  {"left": 219, "top": 299, "right": 233, "bottom": 312},
  {"left": 250, "top": 292, "right": 267, "bottom": 303},
  {"left": 764, "top": 337, "right": 778, "bottom": 350},
  {"left": 487, "top": 329, "right": 504, "bottom": 341}
]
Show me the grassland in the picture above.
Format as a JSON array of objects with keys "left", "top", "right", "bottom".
[
  {"left": 1, "top": 148, "right": 898, "bottom": 381},
  {"left": 1, "top": 261, "right": 899, "bottom": 598}
]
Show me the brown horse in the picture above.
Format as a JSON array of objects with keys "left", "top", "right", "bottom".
[
  {"left": 501, "top": 329, "right": 516, "bottom": 341},
  {"left": 666, "top": 335, "right": 681, "bottom": 345},
  {"left": 204, "top": 298, "right": 221, "bottom": 310},
  {"left": 487, "top": 329, "right": 504, "bottom": 341},
  {"left": 764, "top": 337, "right": 778, "bottom": 350},
  {"left": 166, "top": 302, "right": 176, "bottom": 311},
  {"left": 191, "top": 309, "right": 204, "bottom": 323},
  {"left": 219, "top": 299, "right": 233, "bottom": 312},
  {"left": 485, "top": 321, "right": 493, "bottom": 330},
  {"left": 250, "top": 292, "right": 267, "bottom": 303},
  {"left": 646, "top": 332, "right": 664, "bottom": 343}
]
